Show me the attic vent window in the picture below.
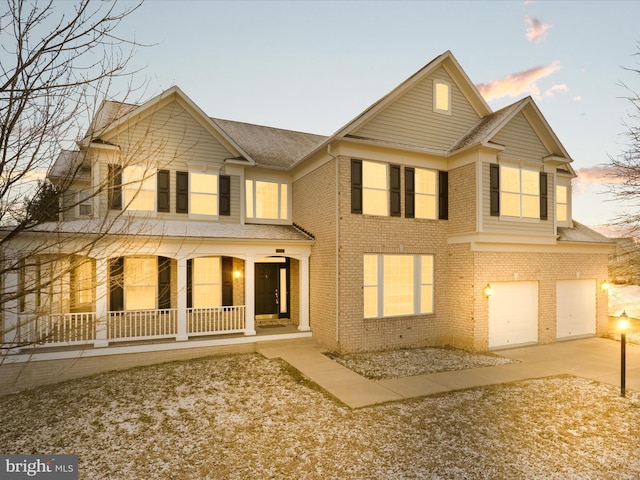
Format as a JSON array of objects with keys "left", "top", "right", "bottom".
[{"left": 433, "top": 79, "right": 451, "bottom": 114}]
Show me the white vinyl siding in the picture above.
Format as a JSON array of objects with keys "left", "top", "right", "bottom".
[
  {"left": 491, "top": 112, "right": 549, "bottom": 163},
  {"left": 352, "top": 67, "right": 481, "bottom": 151}
]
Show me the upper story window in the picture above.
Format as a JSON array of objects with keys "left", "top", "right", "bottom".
[
  {"left": 190, "top": 172, "right": 218, "bottom": 216},
  {"left": 556, "top": 185, "right": 567, "bottom": 222},
  {"left": 246, "top": 179, "right": 288, "bottom": 220},
  {"left": 413, "top": 168, "right": 437, "bottom": 219},
  {"left": 362, "top": 161, "right": 388, "bottom": 216},
  {"left": 500, "top": 165, "right": 540, "bottom": 219},
  {"left": 433, "top": 79, "right": 451, "bottom": 114},
  {"left": 123, "top": 165, "right": 156, "bottom": 212},
  {"left": 77, "top": 191, "right": 93, "bottom": 217}
]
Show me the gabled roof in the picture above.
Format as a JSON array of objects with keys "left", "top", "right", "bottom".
[
  {"left": 294, "top": 51, "right": 492, "bottom": 166},
  {"left": 450, "top": 96, "right": 575, "bottom": 175},
  {"left": 211, "top": 118, "right": 327, "bottom": 169},
  {"left": 86, "top": 86, "right": 255, "bottom": 165}
]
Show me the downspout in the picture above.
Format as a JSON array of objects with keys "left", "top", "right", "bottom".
[{"left": 327, "top": 143, "right": 340, "bottom": 344}]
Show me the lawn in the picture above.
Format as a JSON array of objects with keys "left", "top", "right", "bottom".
[{"left": 2, "top": 352, "right": 640, "bottom": 479}]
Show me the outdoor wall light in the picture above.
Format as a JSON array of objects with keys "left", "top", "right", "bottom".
[
  {"left": 233, "top": 270, "right": 242, "bottom": 279},
  {"left": 619, "top": 310, "right": 629, "bottom": 398},
  {"left": 601, "top": 280, "right": 610, "bottom": 291},
  {"left": 483, "top": 284, "right": 493, "bottom": 297}
]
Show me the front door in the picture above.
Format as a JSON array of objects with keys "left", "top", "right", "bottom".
[{"left": 255, "top": 263, "right": 279, "bottom": 315}]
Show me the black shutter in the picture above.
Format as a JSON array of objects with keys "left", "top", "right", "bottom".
[
  {"left": 108, "top": 165, "right": 122, "bottom": 210},
  {"left": 539, "top": 172, "right": 548, "bottom": 220},
  {"left": 222, "top": 257, "right": 233, "bottom": 306},
  {"left": 219, "top": 175, "right": 231, "bottom": 216},
  {"left": 176, "top": 171, "right": 188, "bottom": 213},
  {"left": 438, "top": 170, "right": 449, "bottom": 220},
  {"left": 351, "top": 159, "right": 362, "bottom": 214},
  {"left": 390, "top": 164, "right": 401, "bottom": 217},
  {"left": 109, "top": 257, "right": 124, "bottom": 311},
  {"left": 186, "top": 259, "right": 193, "bottom": 309},
  {"left": 157, "top": 170, "right": 170, "bottom": 212},
  {"left": 490, "top": 164, "right": 500, "bottom": 217},
  {"left": 405, "top": 167, "right": 415, "bottom": 218},
  {"left": 158, "top": 257, "right": 171, "bottom": 310}
]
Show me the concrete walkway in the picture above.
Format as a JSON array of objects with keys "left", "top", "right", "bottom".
[{"left": 257, "top": 336, "right": 640, "bottom": 408}]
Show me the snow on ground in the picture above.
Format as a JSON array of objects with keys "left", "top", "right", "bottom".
[{"left": 2, "top": 353, "right": 640, "bottom": 479}]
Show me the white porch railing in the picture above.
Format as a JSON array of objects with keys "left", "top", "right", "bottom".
[
  {"left": 108, "top": 309, "right": 178, "bottom": 342},
  {"left": 14, "top": 306, "right": 247, "bottom": 347},
  {"left": 16, "top": 312, "right": 96, "bottom": 347},
  {"left": 188, "top": 306, "right": 246, "bottom": 336}
]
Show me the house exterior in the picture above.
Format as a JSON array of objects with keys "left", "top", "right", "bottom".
[{"left": 1, "top": 51, "right": 611, "bottom": 357}]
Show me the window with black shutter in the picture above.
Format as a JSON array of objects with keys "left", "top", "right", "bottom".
[
  {"left": 219, "top": 175, "right": 231, "bottom": 216},
  {"left": 390, "top": 164, "right": 401, "bottom": 217},
  {"left": 351, "top": 159, "right": 363, "bottom": 214},
  {"left": 405, "top": 167, "right": 415, "bottom": 218},
  {"left": 176, "top": 171, "right": 188, "bottom": 213}
]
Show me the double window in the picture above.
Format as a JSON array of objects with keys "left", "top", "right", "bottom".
[
  {"left": 351, "top": 159, "right": 448, "bottom": 220},
  {"left": 490, "top": 164, "right": 547, "bottom": 220},
  {"left": 364, "top": 254, "right": 434, "bottom": 318}
]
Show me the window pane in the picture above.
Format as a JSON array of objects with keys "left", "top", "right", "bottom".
[
  {"left": 421, "top": 256, "right": 434, "bottom": 284},
  {"left": 421, "top": 285, "right": 434, "bottom": 314},
  {"left": 556, "top": 185, "right": 567, "bottom": 203},
  {"left": 194, "top": 257, "right": 220, "bottom": 283},
  {"left": 364, "top": 255, "right": 378, "bottom": 285},
  {"left": 75, "top": 260, "right": 93, "bottom": 305},
  {"left": 280, "top": 184, "right": 288, "bottom": 219},
  {"left": 124, "top": 166, "right": 155, "bottom": 211},
  {"left": 435, "top": 82, "right": 450, "bottom": 111},
  {"left": 501, "top": 192, "right": 521, "bottom": 217},
  {"left": 124, "top": 257, "right": 157, "bottom": 310},
  {"left": 191, "top": 173, "right": 217, "bottom": 194},
  {"left": 557, "top": 204, "right": 567, "bottom": 222},
  {"left": 193, "top": 285, "right": 221, "bottom": 308},
  {"left": 522, "top": 194, "right": 539, "bottom": 218},
  {"left": 256, "top": 181, "right": 279, "bottom": 219},
  {"left": 363, "top": 161, "right": 387, "bottom": 189},
  {"left": 501, "top": 166, "right": 520, "bottom": 193},
  {"left": 193, "top": 257, "right": 221, "bottom": 308},
  {"left": 383, "top": 255, "right": 414, "bottom": 316},
  {"left": 364, "top": 286, "right": 378, "bottom": 318},
  {"left": 191, "top": 193, "right": 217, "bottom": 215},
  {"left": 246, "top": 180, "right": 254, "bottom": 218},
  {"left": 521, "top": 170, "right": 539, "bottom": 195},
  {"left": 363, "top": 189, "right": 388, "bottom": 215},
  {"left": 126, "top": 286, "right": 155, "bottom": 310},
  {"left": 415, "top": 195, "right": 436, "bottom": 219},
  {"left": 415, "top": 169, "right": 436, "bottom": 195}
]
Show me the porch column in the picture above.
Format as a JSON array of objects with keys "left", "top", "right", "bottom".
[
  {"left": 94, "top": 258, "right": 109, "bottom": 347},
  {"left": 298, "top": 254, "right": 311, "bottom": 332},
  {"left": 244, "top": 255, "right": 256, "bottom": 336},
  {"left": 2, "top": 270, "right": 20, "bottom": 351},
  {"left": 176, "top": 258, "right": 188, "bottom": 341}
]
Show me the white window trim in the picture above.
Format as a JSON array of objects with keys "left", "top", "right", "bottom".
[
  {"left": 122, "top": 165, "right": 157, "bottom": 216},
  {"left": 364, "top": 254, "right": 435, "bottom": 319},
  {"left": 433, "top": 79, "right": 451, "bottom": 115},
  {"left": 189, "top": 171, "right": 219, "bottom": 220},
  {"left": 499, "top": 165, "right": 541, "bottom": 222},
  {"left": 555, "top": 177, "right": 572, "bottom": 227},
  {"left": 362, "top": 160, "right": 389, "bottom": 217},
  {"left": 245, "top": 178, "right": 290, "bottom": 224}
]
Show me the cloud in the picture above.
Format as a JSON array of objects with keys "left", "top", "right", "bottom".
[
  {"left": 543, "top": 83, "right": 568, "bottom": 97},
  {"left": 573, "top": 166, "right": 624, "bottom": 194},
  {"left": 476, "top": 62, "right": 561, "bottom": 102},
  {"left": 525, "top": 16, "right": 552, "bottom": 43},
  {"left": 573, "top": 96, "right": 583, "bottom": 102}
]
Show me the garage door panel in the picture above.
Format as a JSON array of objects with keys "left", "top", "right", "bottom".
[
  {"left": 557, "top": 280, "right": 596, "bottom": 339},
  {"left": 489, "top": 281, "right": 538, "bottom": 348}
]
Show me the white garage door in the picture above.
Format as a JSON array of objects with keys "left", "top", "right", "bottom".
[
  {"left": 489, "top": 281, "right": 538, "bottom": 348},
  {"left": 556, "top": 280, "right": 596, "bottom": 339}
]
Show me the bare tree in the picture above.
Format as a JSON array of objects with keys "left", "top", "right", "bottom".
[
  {"left": 0, "top": 0, "right": 146, "bottom": 353},
  {"left": 607, "top": 43, "right": 640, "bottom": 234}
]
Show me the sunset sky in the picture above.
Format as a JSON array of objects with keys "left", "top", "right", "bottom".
[{"left": 113, "top": 0, "right": 640, "bottom": 231}]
